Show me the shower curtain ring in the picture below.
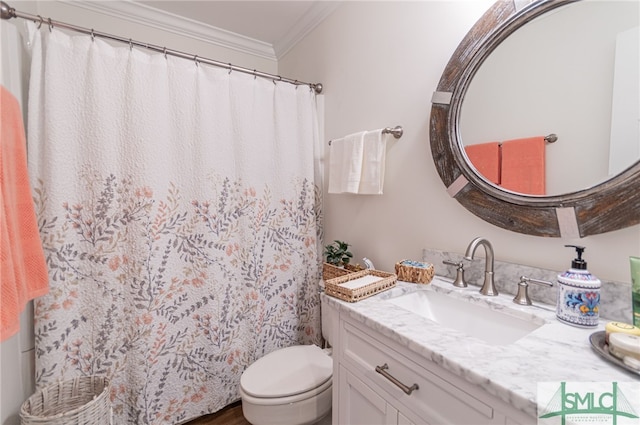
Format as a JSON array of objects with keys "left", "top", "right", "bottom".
[
  {"left": 228, "top": 63, "right": 232, "bottom": 74},
  {"left": 194, "top": 55, "right": 199, "bottom": 66},
  {"left": 129, "top": 39, "right": 133, "bottom": 50},
  {"left": 36, "top": 15, "right": 43, "bottom": 29},
  {"left": 163, "top": 47, "right": 167, "bottom": 59},
  {"left": 47, "top": 17, "right": 53, "bottom": 32},
  {"left": 90, "top": 29, "right": 95, "bottom": 42},
  {"left": 253, "top": 70, "right": 257, "bottom": 79}
]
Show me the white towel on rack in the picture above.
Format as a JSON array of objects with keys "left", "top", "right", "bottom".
[
  {"left": 328, "top": 131, "right": 366, "bottom": 194},
  {"left": 359, "top": 129, "right": 387, "bottom": 195}
]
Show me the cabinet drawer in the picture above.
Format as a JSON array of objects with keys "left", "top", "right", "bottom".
[{"left": 342, "top": 320, "right": 495, "bottom": 425}]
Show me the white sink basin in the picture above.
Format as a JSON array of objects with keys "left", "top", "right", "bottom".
[{"left": 386, "top": 289, "right": 542, "bottom": 345}]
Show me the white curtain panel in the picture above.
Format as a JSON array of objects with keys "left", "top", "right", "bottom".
[{"left": 26, "top": 23, "right": 322, "bottom": 424}]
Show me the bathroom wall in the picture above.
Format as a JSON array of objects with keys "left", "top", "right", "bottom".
[
  {"left": 278, "top": 1, "right": 640, "bottom": 286},
  {"left": 2, "top": 1, "right": 639, "bottom": 423},
  {"left": 0, "top": 2, "right": 273, "bottom": 423}
]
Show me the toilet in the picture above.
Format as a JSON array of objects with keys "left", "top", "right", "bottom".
[{"left": 239, "top": 298, "right": 334, "bottom": 425}]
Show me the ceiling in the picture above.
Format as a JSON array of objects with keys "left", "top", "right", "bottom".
[
  {"left": 43, "top": 0, "right": 340, "bottom": 61},
  {"left": 139, "top": 1, "right": 323, "bottom": 46}
]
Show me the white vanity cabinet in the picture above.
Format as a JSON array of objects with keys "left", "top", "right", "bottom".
[
  {"left": 339, "top": 365, "right": 414, "bottom": 425},
  {"left": 332, "top": 312, "right": 536, "bottom": 425}
]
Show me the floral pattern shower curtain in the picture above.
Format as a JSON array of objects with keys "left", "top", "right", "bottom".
[{"left": 26, "top": 23, "right": 322, "bottom": 424}]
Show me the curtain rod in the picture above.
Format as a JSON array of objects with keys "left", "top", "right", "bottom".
[{"left": 0, "top": 1, "right": 323, "bottom": 94}]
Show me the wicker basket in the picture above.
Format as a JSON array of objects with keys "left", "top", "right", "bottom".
[
  {"left": 325, "top": 269, "right": 397, "bottom": 302},
  {"left": 323, "top": 263, "right": 352, "bottom": 281},
  {"left": 395, "top": 260, "right": 434, "bottom": 284},
  {"left": 20, "top": 376, "right": 111, "bottom": 425}
]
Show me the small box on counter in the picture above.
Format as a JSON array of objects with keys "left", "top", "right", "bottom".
[{"left": 395, "top": 260, "right": 434, "bottom": 284}]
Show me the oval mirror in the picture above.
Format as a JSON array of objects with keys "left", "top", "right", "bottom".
[
  {"left": 460, "top": 0, "right": 639, "bottom": 196},
  {"left": 430, "top": 0, "right": 640, "bottom": 238}
]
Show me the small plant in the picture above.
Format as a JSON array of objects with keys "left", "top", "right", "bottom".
[{"left": 324, "top": 240, "right": 353, "bottom": 267}]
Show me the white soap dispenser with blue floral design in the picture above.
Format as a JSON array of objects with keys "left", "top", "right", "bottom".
[{"left": 556, "top": 245, "right": 601, "bottom": 328}]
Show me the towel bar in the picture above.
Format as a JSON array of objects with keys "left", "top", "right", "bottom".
[
  {"left": 496, "top": 134, "right": 557, "bottom": 146},
  {"left": 328, "top": 126, "right": 403, "bottom": 145}
]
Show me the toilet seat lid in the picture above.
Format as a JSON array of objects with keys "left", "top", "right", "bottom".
[{"left": 241, "top": 345, "right": 332, "bottom": 398}]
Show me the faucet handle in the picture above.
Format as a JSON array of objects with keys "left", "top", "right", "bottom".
[
  {"left": 363, "top": 257, "right": 375, "bottom": 270},
  {"left": 442, "top": 260, "right": 468, "bottom": 288},
  {"left": 513, "top": 275, "right": 553, "bottom": 306}
]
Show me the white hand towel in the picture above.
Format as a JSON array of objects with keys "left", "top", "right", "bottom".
[
  {"left": 328, "top": 131, "right": 366, "bottom": 194},
  {"left": 358, "top": 129, "right": 387, "bottom": 195}
]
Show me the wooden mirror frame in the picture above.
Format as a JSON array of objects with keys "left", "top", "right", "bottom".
[{"left": 430, "top": 0, "right": 640, "bottom": 238}]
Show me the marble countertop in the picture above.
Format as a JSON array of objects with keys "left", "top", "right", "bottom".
[{"left": 322, "top": 276, "right": 639, "bottom": 419}]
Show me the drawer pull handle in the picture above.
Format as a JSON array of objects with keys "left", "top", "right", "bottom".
[{"left": 375, "top": 363, "right": 419, "bottom": 395}]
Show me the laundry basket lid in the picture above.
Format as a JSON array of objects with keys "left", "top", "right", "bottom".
[{"left": 240, "top": 345, "right": 332, "bottom": 398}]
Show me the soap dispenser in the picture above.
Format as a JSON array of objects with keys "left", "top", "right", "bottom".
[{"left": 556, "top": 245, "right": 601, "bottom": 328}]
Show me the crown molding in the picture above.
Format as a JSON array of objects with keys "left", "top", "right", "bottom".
[
  {"left": 274, "top": 1, "right": 341, "bottom": 59},
  {"left": 61, "top": 0, "right": 277, "bottom": 61}
]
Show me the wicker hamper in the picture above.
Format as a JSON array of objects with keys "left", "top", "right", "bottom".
[{"left": 20, "top": 376, "right": 111, "bottom": 425}]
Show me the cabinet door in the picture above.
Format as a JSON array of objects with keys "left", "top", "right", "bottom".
[
  {"left": 339, "top": 365, "right": 398, "bottom": 425},
  {"left": 342, "top": 319, "right": 497, "bottom": 424},
  {"left": 398, "top": 412, "right": 415, "bottom": 425}
]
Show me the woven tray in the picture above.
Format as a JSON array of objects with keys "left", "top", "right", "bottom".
[
  {"left": 323, "top": 263, "right": 358, "bottom": 281},
  {"left": 325, "top": 269, "right": 397, "bottom": 302},
  {"left": 395, "top": 260, "right": 434, "bottom": 284},
  {"left": 20, "top": 376, "right": 111, "bottom": 425}
]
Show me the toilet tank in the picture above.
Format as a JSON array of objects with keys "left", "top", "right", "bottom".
[{"left": 320, "top": 295, "right": 337, "bottom": 346}]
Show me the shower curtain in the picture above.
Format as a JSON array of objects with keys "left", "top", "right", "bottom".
[{"left": 26, "top": 23, "right": 322, "bottom": 424}]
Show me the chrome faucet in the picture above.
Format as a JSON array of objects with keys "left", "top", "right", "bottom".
[
  {"left": 464, "top": 237, "right": 498, "bottom": 296},
  {"left": 442, "top": 260, "right": 468, "bottom": 288},
  {"left": 513, "top": 275, "right": 553, "bottom": 306}
]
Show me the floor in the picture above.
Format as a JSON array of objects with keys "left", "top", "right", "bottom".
[
  {"left": 184, "top": 401, "right": 251, "bottom": 425},
  {"left": 184, "top": 402, "right": 333, "bottom": 425}
]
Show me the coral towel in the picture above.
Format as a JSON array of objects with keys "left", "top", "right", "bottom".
[
  {"left": 465, "top": 142, "right": 501, "bottom": 185},
  {"left": 1, "top": 85, "right": 49, "bottom": 342},
  {"left": 501, "top": 136, "right": 546, "bottom": 195}
]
